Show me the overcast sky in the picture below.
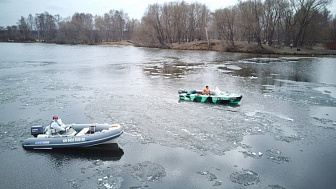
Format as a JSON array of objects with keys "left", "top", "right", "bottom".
[{"left": 0, "top": 0, "right": 335, "bottom": 27}]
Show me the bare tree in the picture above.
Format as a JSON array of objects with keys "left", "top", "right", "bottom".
[
  {"left": 142, "top": 3, "right": 169, "bottom": 47},
  {"left": 3, "top": 0, "right": 336, "bottom": 48},
  {"left": 161, "top": 2, "right": 174, "bottom": 43},
  {"left": 137, "top": 1, "right": 210, "bottom": 47},
  {"left": 263, "top": 0, "right": 287, "bottom": 45},
  {"left": 237, "top": 0, "right": 264, "bottom": 50},
  {"left": 94, "top": 15, "right": 104, "bottom": 42},
  {"left": 18, "top": 16, "right": 29, "bottom": 41},
  {"left": 110, "top": 10, "right": 129, "bottom": 41},
  {"left": 329, "top": 15, "right": 336, "bottom": 41},
  {"left": 5, "top": 26, "right": 20, "bottom": 41},
  {"left": 34, "top": 12, "right": 57, "bottom": 42},
  {"left": 186, "top": 2, "right": 199, "bottom": 42},
  {"left": 27, "top": 14, "right": 35, "bottom": 39},
  {"left": 213, "top": 6, "right": 237, "bottom": 47},
  {"left": 290, "top": 0, "right": 333, "bottom": 46},
  {"left": 70, "top": 13, "right": 94, "bottom": 43}
]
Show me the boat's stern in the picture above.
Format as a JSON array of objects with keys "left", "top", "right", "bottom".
[{"left": 178, "top": 89, "right": 188, "bottom": 94}]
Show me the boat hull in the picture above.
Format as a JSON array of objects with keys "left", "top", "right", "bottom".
[
  {"left": 22, "top": 124, "right": 123, "bottom": 149},
  {"left": 178, "top": 89, "right": 242, "bottom": 104}
]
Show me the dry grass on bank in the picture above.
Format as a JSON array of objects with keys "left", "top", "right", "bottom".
[
  {"left": 171, "top": 40, "right": 336, "bottom": 55},
  {"left": 97, "top": 40, "right": 336, "bottom": 55},
  {"left": 96, "top": 40, "right": 135, "bottom": 46}
]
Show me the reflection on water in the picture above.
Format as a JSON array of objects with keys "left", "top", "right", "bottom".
[
  {"left": 24, "top": 144, "right": 124, "bottom": 162},
  {"left": 221, "top": 57, "right": 336, "bottom": 86},
  {"left": 178, "top": 99, "right": 241, "bottom": 107},
  {"left": 144, "top": 62, "right": 204, "bottom": 79}
]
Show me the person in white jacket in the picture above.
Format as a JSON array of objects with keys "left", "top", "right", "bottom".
[{"left": 45, "top": 115, "right": 65, "bottom": 134}]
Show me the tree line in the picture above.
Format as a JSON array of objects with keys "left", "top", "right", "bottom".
[
  {"left": 1, "top": 10, "right": 137, "bottom": 44},
  {"left": 1, "top": 0, "right": 335, "bottom": 50}
]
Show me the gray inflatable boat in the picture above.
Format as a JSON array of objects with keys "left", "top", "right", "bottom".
[{"left": 22, "top": 123, "right": 123, "bottom": 149}]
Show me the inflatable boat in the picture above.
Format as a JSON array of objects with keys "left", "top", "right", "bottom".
[
  {"left": 22, "top": 123, "right": 123, "bottom": 149},
  {"left": 178, "top": 87, "right": 242, "bottom": 104}
]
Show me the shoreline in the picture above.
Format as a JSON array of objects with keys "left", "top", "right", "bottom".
[
  {"left": 101, "top": 40, "right": 336, "bottom": 56},
  {"left": 167, "top": 40, "right": 336, "bottom": 56},
  {"left": 3, "top": 40, "right": 336, "bottom": 55}
]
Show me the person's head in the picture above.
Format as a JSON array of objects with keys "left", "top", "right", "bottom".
[
  {"left": 53, "top": 116, "right": 58, "bottom": 121},
  {"left": 206, "top": 86, "right": 209, "bottom": 89}
]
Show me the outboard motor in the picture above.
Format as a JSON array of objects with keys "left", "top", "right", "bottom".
[
  {"left": 31, "top": 125, "right": 44, "bottom": 137},
  {"left": 178, "top": 89, "right": 187, "bottom": 94}
]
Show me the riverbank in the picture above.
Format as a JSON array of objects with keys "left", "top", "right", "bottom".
[
  {"left": 102, "top": 40, "right": 336, "bottom": 55},
  {"left": 170, "top": 40, "right": 336, "bottom": 55},
  {"left": 96, "top": 41, "right": 135, "bottom": 46},
  {"left": 3, "top": 40, "right": 335, "bottom": 55}
]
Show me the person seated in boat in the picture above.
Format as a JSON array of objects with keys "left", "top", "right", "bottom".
[
  {"left": 203, "top": 86, "right": 210, "bottom": 95},
  {"left": 45, "top": 115, "right": 66, "bottom": 134}
]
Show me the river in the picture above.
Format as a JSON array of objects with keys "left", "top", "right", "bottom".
[{"left": 0, "top": 43, "right": 335, "bottom": 188}]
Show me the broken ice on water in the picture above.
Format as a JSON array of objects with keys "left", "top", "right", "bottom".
[
  {"left": 266, "top": 148, "right": 290, "bottom": 164},
  {"left": 230, "top": 169, "right": 260, "bottom": 186},
  {"left": 241, "top": 151, "right": 263, "bottom": 159}
]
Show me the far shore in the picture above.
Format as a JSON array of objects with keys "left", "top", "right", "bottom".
[
  {"left": 97, "top": 40, "right": 336, "bottom": 56},
  {"left": 3, "top": 40, "right": 336, "bottom": 55}
]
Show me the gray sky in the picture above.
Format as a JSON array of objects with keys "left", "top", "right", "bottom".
[
  {"left": 0, "top": 0, "right": 335, "bottom": 27},
  {"left": 0, "top": 0, "right": 238, "bottom": 27}
]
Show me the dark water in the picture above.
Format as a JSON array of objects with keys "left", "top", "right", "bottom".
[{"left": 0, "top": 43, "right": 335, "bottom": 188}]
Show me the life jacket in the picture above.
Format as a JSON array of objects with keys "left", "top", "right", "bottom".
[
  {"left": 49, "top": 121, "right": 61, "bottom": 134},
  {"left": 50, "top": 121, "right": 61, "bottom": 127}
]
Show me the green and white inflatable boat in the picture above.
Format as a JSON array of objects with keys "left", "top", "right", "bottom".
[{"left": 178, "top": 87, "right": 242, "bottom": 104}]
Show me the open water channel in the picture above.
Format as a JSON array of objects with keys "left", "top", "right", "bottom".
[{"left": 0, "top": 43, "right": 335, "bottom": 188}]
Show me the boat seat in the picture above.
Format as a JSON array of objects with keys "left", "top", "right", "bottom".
[
  {"left": 76, "top": 127, "right": 90, "bottom": 136},
  {"left": 37, "top": 134, "right": 49, "bottom": 138},
  {"left": 64, "top": 128, "right": 77, "bottom": 136}
]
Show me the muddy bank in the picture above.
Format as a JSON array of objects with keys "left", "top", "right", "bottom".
[
  {"left": 134, "top": 40, "right": 336, "bottom": 55},
  {"left": 96, "top": 40, "right": 135, "bottom": 46},
  {"left": 5, "top": 40, "right": 335, "bottom": 55}
]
